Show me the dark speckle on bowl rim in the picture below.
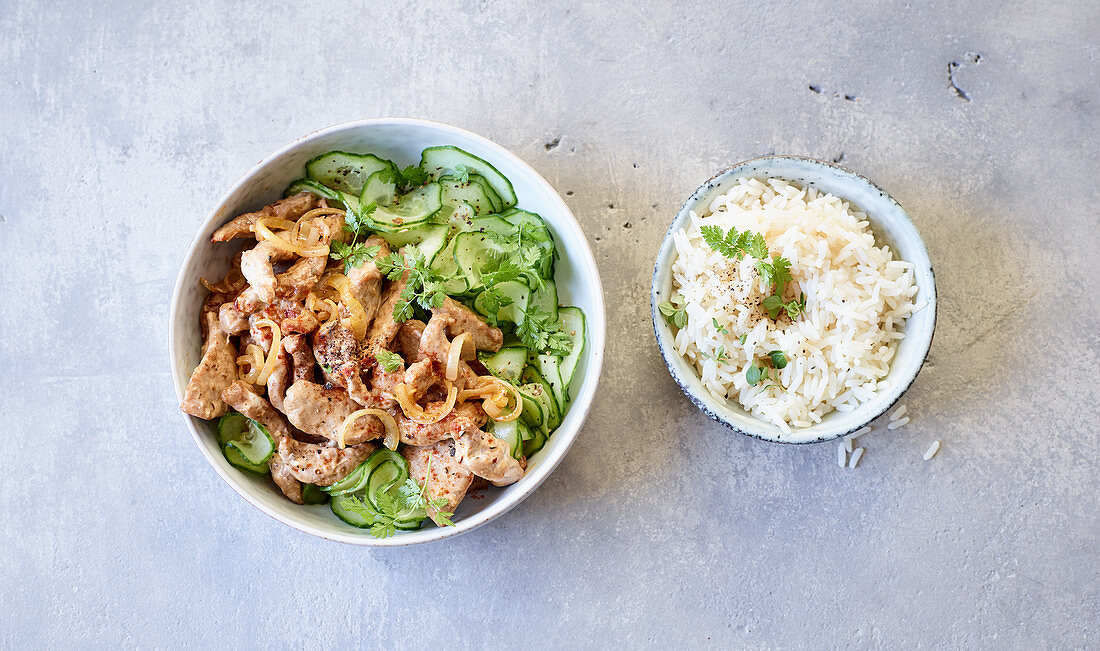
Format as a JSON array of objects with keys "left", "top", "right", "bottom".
[{"left": 650, "top": 155, "right": 938, "bottom": 444}]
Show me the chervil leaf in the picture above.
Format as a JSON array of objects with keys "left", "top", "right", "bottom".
[
  {"left": 701, "top": 225, "right": 745, "bottom": 258},
  {"left": 518, "top": 306, "right": 571, "bottom": 356},
  {"left": 343, "top": 200, "right": 379, "bottom": 237},
  {"left": 398, "top": 165, "right": 429, "bottom": 190},
  {"left": 330, "top": 242, "right": 381, "bottom": 274},
  {"left": 745, "top": 232, "right": 769, "bottom": 259},
  {"left": 451, "top": 165, "right": 470, "bottom": 184}
]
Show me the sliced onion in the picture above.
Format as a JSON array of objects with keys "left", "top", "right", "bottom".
[
  {"left": 394, "top": 381, "right": 458, "bottom": 425},
  {"left": 445, "top": 333, "right": 474, "bottom": 382},
  {"left": 337, "top": 408, "right": 398, "bottom": 449},
  {"left": 237, "top": 344, "right": 266, "bottom": 384},
  {"left": 254, "top": 217, "right": 329, "bottom": 258},
  {"left": 475, "top": 376, "right": 523, "bottom": 422},
  {"left": 324, "top": 274, "right": 368, "bottom": 339},
  {"left": 252, "top": 319, "right": 283, "bottom": 385}
]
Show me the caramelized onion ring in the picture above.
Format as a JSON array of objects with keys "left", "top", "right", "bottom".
[
  {"left": 445, "top": 332, "right": 474, "bottom": 382},
  {"left": 394, "top": 381, "right": 458, "bottom": 425},
  {"left": 252, "top": 319, "right": 283, "bottom": 385},
  {"left": 337, "top": 408, "right": 398, "bottom": 450}
]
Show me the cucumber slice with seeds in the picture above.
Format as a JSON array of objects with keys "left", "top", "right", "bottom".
[
  {"left": 306, "top": 151, "right": 396, "bottom": 195},
  {"left": 420, "top": 146, "right": 517, "bottom": 209}
]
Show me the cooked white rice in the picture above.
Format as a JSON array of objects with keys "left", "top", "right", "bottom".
[{"left": 670, "top": 177, "right": 918, "bottom": 433}]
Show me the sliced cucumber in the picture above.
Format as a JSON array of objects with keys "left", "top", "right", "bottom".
[
  {"left": 369, "top": 182, "right": 443, "bottom": 231},
  {"left": 478, "top": 346, "right": 528, "bottom": 383},
  {"left": 522, "top": 367, "right": 561, "bottom": 431},
  {"left": 378, "top": 224, "right": 450, "bottom": 265},
  {"left": 321, "top": 461, "right": 370, "bottom": 496},
  {"left": 527, "top": 279, "right": 558, "bottom": 321},
  {"left": 536, "top": 354, "right": 567, "bottom": 412},
  {"left": 469, "top": 174, "right": 504, "bottom": 213},
  {"left": 330, "top": 493, "right": 376, "bottom": 528},
  {"left": 360, "top": 169, "right": 397, "bottom": 205},
  {"left": 363, "top": 449, "right": 407, "bottom": 512},
  {"left": 488, "top": 419, "right": 524, "bottom": 459},
  {"left": 522, "top": 428, "right": 547, "bottom": 458},
  {"left": 556, "top": 307, "right": 587, "bottom": 389},
  {"left": 473, "top": 280, "right": 529, "bottom": 325},
  {"left": 283, "top": 178, "right": 342, "bottom": 204},
  {"left": 452, "top": 231, "right": 509, "bottom": 293},
  {"left": 328, "top": 449, "right": 427, "bottom": 530},
  {"left": 438, "top": 176, "right": 495, "bottom": 216},
  {"left": 301, "top": 484, "right": 330, "bottom": 505},
  {"left": 306, "top": 151, "right": 396, "bottom": 196},
  {"left": 420, "top": 146, "right": 517, "bottom": 208},
  {"left": 430, "top": 236, "right": 467, "bottom": 294},
  {"left": 217, "top": 413, "right": 274, "bottom": 473},
  {"left": 467, "top": 215, "right": 514, "bottom": 237},
  {"left": 516, "top": 382, "right": 555, "bottom": 435}
]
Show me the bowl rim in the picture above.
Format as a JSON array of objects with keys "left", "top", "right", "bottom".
[
  {"left": 169, "top": 117, "right": 606, "bottom": 545},
  {"left": 650, "top": 154, "right": 937, "bottom": 444}
]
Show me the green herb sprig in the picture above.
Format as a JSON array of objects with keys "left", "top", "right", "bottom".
[
  {"left": 377, "top": 249, "right": 449, "bottom": 322},
  {"left": 701, "top": 225, "right": 803, "bottom": 321}
]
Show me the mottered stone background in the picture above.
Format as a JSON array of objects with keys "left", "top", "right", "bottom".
[{"left": 1, "top": 1, "right": 1097, "bottom": 647}]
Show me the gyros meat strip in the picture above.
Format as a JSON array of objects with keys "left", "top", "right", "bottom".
[
  {"left": 268, "top": 452, "right": 304, "bottom": 504},
  {"left": 282, "top": 380, "right": 383, "bottom": 446},
  {"left": 266, "top": 343, "right": 292, "bottom": 414},
  {"left": 220, "top": 380, "right": 292, "bottom": 441},
  {"left": 346, "top": 235, "right": 390, "bottom": 328},
  {"left": 279, "top": 436, "right": 375, "bottom": 486},
  {"left": 211, "top": 192, "right": 317, "bottom": 242},
  {"left": 455, "top": 425, "right": 525, "bottom": 486},
  {"left": 396, "top": 401, "right": 487, "bottom": 447},
  {"left": 282, "top": 334, "right": 315, "bottom": 383},
  {"left": 240, "top": 241, "right": 295, "bottom": 304},
  {"left": 402, "top": 440, "right": 474, "bottom": 526},
  {"left": 181, "top": 311, "right": 239, "bottom": 420}
]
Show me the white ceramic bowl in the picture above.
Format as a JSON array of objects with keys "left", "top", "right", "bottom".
[
  {"left": 651, "top": 156, "right": 936, "bottom": 444},
  {"left": 170, "top": 119, "right": 606, "bottom": 545}
]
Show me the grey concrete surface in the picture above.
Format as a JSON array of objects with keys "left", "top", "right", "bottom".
[{"left": 1, "top": 0, "right": 1097, "bottom": 648}]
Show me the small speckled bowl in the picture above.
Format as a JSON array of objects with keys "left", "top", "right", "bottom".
[
  {"left": 170, "top": 119, "right": 606, "bottom": 545},
  {"left": 651, "top": 156, "right": 936, "bottom": 444}
]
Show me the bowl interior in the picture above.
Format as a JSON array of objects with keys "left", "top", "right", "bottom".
[
  {"left": 651, "top": 156, "right": 936, "bottom": 444},
  {"left": 170, "top": 119, "right": 605, "bottom": 544}
]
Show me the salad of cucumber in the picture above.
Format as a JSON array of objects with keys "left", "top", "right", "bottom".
[{"left": 181, "top": 144, "right": 587, "bottom": 538}]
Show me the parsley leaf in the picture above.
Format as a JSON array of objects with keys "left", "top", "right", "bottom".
[
  {"left": 343, "top": 200, "right": 379, "bottom": 238},
  {"left": 518, "top": 305, "right": 572, "bottom": 356},
  {"left": 377, "top": 249, "right": 448, "bottom": 323},
  {"left": 398, "top": 164, "right": 429, "bottom": 190},
  {"left": 330, "top": 242, "right": 381, "bottom": 274},
  {"left": 375, "top": 350, "right": 404, "bottom": 373}
]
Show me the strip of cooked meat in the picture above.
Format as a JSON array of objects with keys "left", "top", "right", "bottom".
[
  {"left": 346, "top": 235, "right": 390, "bottom": 328},
  {"left": 219, "top": 300, "right": 250, "bottom": 335},
  {"left": 454, "top": 424, "right": 525, "bottom": 486},
  {"left": 433, "top": 296, "right": 503, "bottom": 352},
  {"left": 397, "top": 319, "right": 426, "bottom": 363},
  {"left": 402, "top": 358, "right": 437, "bottom": 400},
  {"left": 211, "top": 192, "right": 317, "bottom": 242},
  {"left": 258, "top": 298, "right": 320, "bottom": 335},
  {"left": 312, "top": 320, "right": 361, "bottom": 380},
  {"left": 282, "top": 334, "right": 315, "bottom": 383},
  {"left": 220, "top": 380, "right": 293, "bottom": 441},
  {"left": 402, "top": 440, "right": 474, "bottom": 526},
  {"left": 282, "top": 380, "right": 384, "bottom": 446},
  {"left": 241, "top": 241, "right": 295, "bottom": 304},
  {"left": 269, "top": 451, "right": 304, "bottom": 504},
  {"left": 181, "top": 311, "right": 239, "bottom": 420},
  {"left": 279, "top": 436, "right": 376, "bottom": 486},
  {"left": 362, "top": 269, "right": 409, "bottom": 360},
  {"left": 266, "top": 343, "right": 291, "bottom": 414},
  {"left": 275, "top": 255, "right": 327, "bottom": 301},
  {"left": 396, "top": 401, "right": 487, "bottom": 447}
]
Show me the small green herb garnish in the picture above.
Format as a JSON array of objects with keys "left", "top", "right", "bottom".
[
  {"left": 342, "top": 200, "right": 379, "bottom": 238},
  {"left": 738, "top": 334, "right": 748, "bottom": 345},
  {"left": 375, "top": 350, "right": 404, "bottom": 373},
  {"left": 700, "top": 225, "right": 802, "bottom": 323},
  {"left": 658, "top": 298, "right": 688, "bottom": 328},
  {"left": 745, "top": 350, "right": 789, "bottom": 387},
  {"left": 517, "top": 305, "right": 572, "bottom": 356},
  {"left": 701, "top": 345, "right": 728, "bottom": 363},
  {"left": 712, "top": 318, "right": 729, "bottom": 334},
  {"left": 330, "top": 242, "right": 381, "bottom": 274},
  {"left": 451, "top": 164, "right": 471, "bottom": 184},
  {"left": 762, "top": 292, "right": 807, "bottom": 320},
  {"left": 398, "top": 471, "right": 455, "bottom": 527},
  {"left": 398, "top": 164, "right": 429, "bottom": 190},
  {"left": 377, "top": 249, "right": 449, "bottom": 323}
]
